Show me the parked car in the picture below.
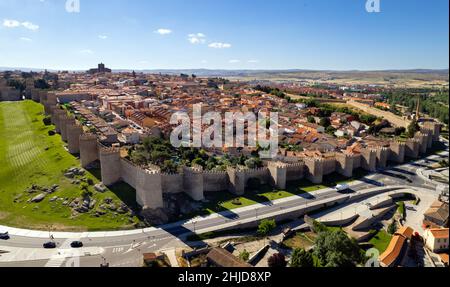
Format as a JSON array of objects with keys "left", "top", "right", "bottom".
[
  {"left": 70, "top": 241, "right": 83, "bottom": 248},
  {"left": 43, "top": 242, "right": 56, "bottom": 249},
  {"left": 334, "top": 184, "right": 350, "bottom": 191}
]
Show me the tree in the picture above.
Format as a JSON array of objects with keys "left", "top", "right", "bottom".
[
  {"left": 161, "top": 159, "right": 177, "bottom": 173},
  {"left": 268, "top": 253, "right": 287, "bottom": 267},
  {"left": 192, "top": 157, "right": 205, "bottom": 167},
  {"left": 307, "top": 116, "right": 316, "bottom": 124},
  {"left": 387, "top": 221, "right": 397, "bottom": 235},
  {"left": 394, "top": 127, "right": 406, "bottom": 136},
  {"left": 290, "top": 248, "right": 313, "bottom": 267},
  {"left": 325, "top": 125, "right": 337, "bottom": 135},
  {"left": 407, "top": 119, "right": 420, "bottom": 138},
  {"left": 319, "top": 117, "right": 331, "bottom": 128},
  {"left": 257, "top": 219, "right": 276, "bottom": 236},
  {"left": 239, "top": 250, "right": 250, "bottom": 262},
  {"left": 312, "top": 220, "right": 328, "bottom": 233},
  {"left": 313, "top": 230, "right": 363, "bottom": 267},
  {"left": 34, "top": 79, "right": 50, "bottom": 89}
]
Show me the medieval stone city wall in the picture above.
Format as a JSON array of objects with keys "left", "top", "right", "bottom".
[
  {"left": 0, "top": 86, "right": 21, "bottom": 101},
  {"left": 322, "top": 157, "right": 337, "bottom": 176},
  {"left": 285, "top": 162, "right": 305, "bottom": 181},
  {"left": 203, "top": 171, "right": 230, "bottom": 192},
  {"left": 161, "top": 173, "right": 184, "bottom": 194},
  {"left": 304, "top": 157, "right": 324, "bottom": 184},
  {"left": 79, "top": 134, "right": 99, "bottom": 168},
  {"left": 34, "top": 86, "right": 442, "bottom": 211}
]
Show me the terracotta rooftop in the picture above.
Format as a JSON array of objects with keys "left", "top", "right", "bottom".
[
  {"left": 429, "top": 228, "right": 449, "bottom": 239},
  {"left": 379, "top": 226, "right": 414, "bottom": 267},
  {"left": 206, "top": 248, "right": 252, "bottom": 268}
]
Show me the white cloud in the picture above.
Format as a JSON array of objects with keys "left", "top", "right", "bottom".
[
  {"left": 201, "top": 60, "right": 208, "bottom": 64},
  {"left": 3, "top": 19, "right": 20, "bottom": 28},
  {"left": 248, "top": 60, "right": 259, "bottom": 63},
  {"left": 21, "top": 21, "right": 39, "bottom": 31},
  {"left": 3, "top": 19, "right": 39, "bottom": 31},
  {"left": 79, "top": 49, "right": 94, "bottom": 54},
  {"left": 98, "top": 35, "right": 108, "bottom": 40},
  {"left": 155, "top": 28, "right": 172, "bottom": 35},
  {"left": 229, "top": 59, "right": 240, "bottom": 63},
  {"left": 208, "top": 42, "right": 231, "bottom": 49},
  {"left": 188, "top": 33, "right": 206, "bottom": 44},
  {"left": 19, "top": 37, "right": 32, "bottom": 42}
]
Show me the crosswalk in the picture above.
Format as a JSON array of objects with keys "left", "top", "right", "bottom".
[
  {"left": 112, "top": 247, "right": 124, "bottom": 254},
  {"left": 44, "top": 257, "right": 66, "bottom": 268}
]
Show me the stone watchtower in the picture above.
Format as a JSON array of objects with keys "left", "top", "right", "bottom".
[
  {"left": 53, "top": 109, "right": 67, "bottom": 134},
  {"left": 135, "top": 168, "right": 164, "bottom": 210},
  {"left": 66, "top": 123, "right": 83, "bottom": 154},
  {"left": 79, "top": 134, "right": 99, "bottom": 168},
  {"left": 59, "top": 114, "right": 75, "bottom": 142},
  {"left": 414, "top": 132, "right": 430, "bottom": 155},
  {"left": 423, "top": 122, "right": 441, "bottom": 142},
  {"left": 335, "top": 152, "right": 354, "bottom": 178},
  {"left": 183, "top": 165, "right": 205, "bottom": 201},
  {"left": 268, "top": 161, "right": 288, "bottom": 189},
  {"left": 360, "top": 148, "right": 377, "bottom": 172},
  {"left": 304, "top": 157, "right": 324, "bottom": 184},
  {"left": 99, "top": 146, "right": 122, "bottom": 186},
  {"left": 227, "top": 167, "right": 246, "bottom": 195},
  {"left": 375, "top": 147, "right": 389, "bottom": 169},
  {"left": 389, "top": 141, "right": 406, "bottom": 164},
  {"left": 405, "top": 138, "right": 420, "bottom": 159}
]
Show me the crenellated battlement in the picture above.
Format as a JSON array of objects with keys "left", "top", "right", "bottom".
[
  {"left": 202, "top": 169, "right": 228, "bottom": 175},
  {"left": 99, "top": 146, "right": 120, "bottom": 155},
  {"left": 80, "top": 133, "right": 98, "bottom": 141}
]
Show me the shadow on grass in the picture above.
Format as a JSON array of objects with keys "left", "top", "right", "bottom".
[{"left": 86, "top": 166, "right": 140, "bottom": 211}]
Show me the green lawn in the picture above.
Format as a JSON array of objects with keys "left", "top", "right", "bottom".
[
  {"left": 368, "top": 230, "right": 392, "bottom": 253},
  {"left": 0, "top": 101, "right": 140, "bottom": 231}
]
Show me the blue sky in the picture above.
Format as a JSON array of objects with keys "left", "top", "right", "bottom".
[{"left": 0, "top": 0, "right": 448, "bottom": 70}]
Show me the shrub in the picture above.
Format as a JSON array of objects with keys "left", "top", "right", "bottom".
[
  {"left": 239, "top": 250, "right": 250, "bottom": 262},
  {"left": 232, "top": 198, "right": 242, "bottom": 205},
  {"left": 290, "top": 248, "right": 313, "bottom": 267},
  {"left": 387, "top": 221, "right": 397, "bottom": 235},
  {"left": 43, "top": 116, "right": 52, "bottom": 126},
  {"left": 257, "top": 219, "right": 276, "bottom": 236}
]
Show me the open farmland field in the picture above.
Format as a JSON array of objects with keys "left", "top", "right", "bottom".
[
  {"left": 0, "top": 100, "right": 140, "bottom": 231},
  {"left": 226, "top": 70, "right": 449, "bottom": 88}
]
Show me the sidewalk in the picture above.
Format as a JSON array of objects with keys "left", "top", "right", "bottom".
[{"left": 0, "top": 246, "right": 104, "bottom": 263}]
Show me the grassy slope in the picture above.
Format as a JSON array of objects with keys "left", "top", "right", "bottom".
[{"left": 0, "top": 101, "right": 139, "bottom": 231}]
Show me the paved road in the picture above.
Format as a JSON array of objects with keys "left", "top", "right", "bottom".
[{"left": 1, "top": 143, "right": 448, "bottom": 267}]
